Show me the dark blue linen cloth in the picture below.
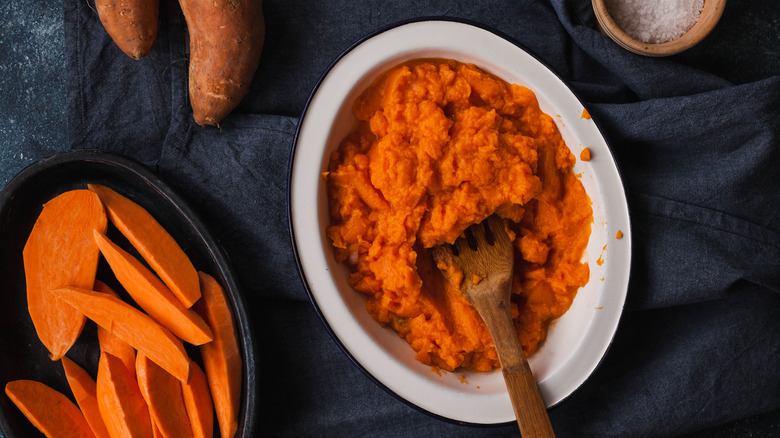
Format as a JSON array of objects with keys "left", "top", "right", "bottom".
[{"left": 64, "top": 0, "right": 780, "bottom": 436}]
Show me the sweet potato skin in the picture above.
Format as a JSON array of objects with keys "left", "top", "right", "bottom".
[
  {"left": 95, "top": 0, "right": 160, "bottom": 60},
  {"left": 179, "top": 0, "right": 265, "bottom": 126}
]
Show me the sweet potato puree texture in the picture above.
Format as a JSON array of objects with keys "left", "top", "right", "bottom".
[{"left": 326, "top": 59, "right": 592, "bottom": 372}]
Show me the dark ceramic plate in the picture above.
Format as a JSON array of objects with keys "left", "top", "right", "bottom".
[{"left": 0, "top": 150, "right": 256, "bottom": 436}]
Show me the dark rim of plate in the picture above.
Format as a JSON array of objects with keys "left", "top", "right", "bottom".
[{"left": 287, "top": 16, "right": 633, "bottom": 427}]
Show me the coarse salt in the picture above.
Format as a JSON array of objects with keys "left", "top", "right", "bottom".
[{"left": 605, "top": 0, "right": 704, "bottom": 44}]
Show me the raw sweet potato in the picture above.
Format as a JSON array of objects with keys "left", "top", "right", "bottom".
[
  {"left": 178, "top": 0, "right": 266, "bottom": 126},
  {"left": 23, "top": 189, "right": 107, "bottom": 360},
  {"left": 93, "top": 231, "right": 213, "bottom": 346},
  {"left": 194, "top": 272, "right": 241, "bottom": 438},
  {"left": 95, "top": 281, "right": 138, "bottom": 380},
  {"left": 136, "top": 354, "right": 194, "bottom": 438},
  {"left": 153, "top": 423, "right": 164, "bottom": 438},
  {"left": 95, "top": 0, "right": 159, "bottom": 60},
  {"left": 87, "top": 184, "right": 201, "bottom": 308},
  {"left": 181, "top": 359, "right": 214, "bottom": 438},
  {"left": 53, "top": 286, "right": 192, "bottom": 383},
  {"left": 97, "top": 352, "right": 154, "bottom": 438},
  {"left": 61, "top": 356, "right": 111, "bottom": 438},
  {"left": 5, "top": 379, "right": 95, "bottom": 438}
]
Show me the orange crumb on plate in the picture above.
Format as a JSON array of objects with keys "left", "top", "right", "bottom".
[
  {"left": 615, "top": 229, "right": 623, "bottom": 239},
  {"left": 581, "top": 108, "right": 591, "bottom": 119},
  {"left": 580, "top": 147, "right": 591, "bottom": 162},
  {"left": 597, "top": 244, "right": 606, "bottom": 266}
]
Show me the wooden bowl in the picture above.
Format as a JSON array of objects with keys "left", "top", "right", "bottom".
[{"left": 592, "top": 0, "right": 727, "bottom": 56}]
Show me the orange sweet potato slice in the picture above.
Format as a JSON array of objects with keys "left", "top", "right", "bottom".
[
  {"left": 152, "top": 422, "right": 164, "bottom": 438},
  {"left": 136, "top": 354, "right": 194, "bottom": 438},
  {"left": 61, "top": 356, "right": 111, "bottom": 438},
  {"left": 97, "top": 352, "right": 154, "bottom": 438},
  {"left": 93, "top": 231, "right": 213, "bottom": 346},
  {"left": 195, "top": 272, "right": 241, "bottom": 438},
  {"left": 23, "top": 189, "right": 107, "bottom": 360},
  {"left": 181, "top": 359, "right": 214, "bottom": 438},
  {"left": 87, "top": 184, "right": 201, "bottom": 308},
  {"left": 94, "top": 280, "right": 137, "bottom": 380},
  {"left": 5, "top": 379, "right": 96, "bottom": 438},
  {"left": 53, "top": 286, "right": 192, "bottom": 383}
]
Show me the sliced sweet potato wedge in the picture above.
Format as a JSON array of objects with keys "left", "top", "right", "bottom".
[
  {"left": 23, "top": 189, "right": 107, "bottom": 360},
  {"left": 136, "top": 354, "right": 194, "bottom": 438},
  {"left": 4, "top": 379, "right": 95, "bottom": 438},
  {"left": 53, "top": 286, "right": 192, "bottom": 383},
  {"left": 94, "top": 280, "right": 137, "bottom": 380},
  {"left": 97, "top": 352, "right": 154, "bottom": 438},
  {"left": 93, "top": 231, "right": 213, "bottom": 346},
  {"left": 152, "top": 422, "right": 164, "bottom": 438},
  {"left": 87, "top": 184, "right": 201, "bottom": 308},
  {"left": 195, "top": 272, "right": 241, "bottom": 438},
  {"left": 181, "top": 359, "right": 214, "bottom": 438},
  {"left": 61, "top": 356, "right": 111, "bottom": 438}
]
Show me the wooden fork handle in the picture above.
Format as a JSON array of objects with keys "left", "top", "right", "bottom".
[{"left": 472, "top": 294, "right": 555, "bottom": 437}]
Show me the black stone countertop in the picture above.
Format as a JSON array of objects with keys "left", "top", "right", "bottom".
[{"left": 0, "top": 0, "right": 778, "bottom": 436}]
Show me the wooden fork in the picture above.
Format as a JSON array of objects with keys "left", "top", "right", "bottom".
[{"left": 432, "top": 215, "right": 554, "bottom": 437}]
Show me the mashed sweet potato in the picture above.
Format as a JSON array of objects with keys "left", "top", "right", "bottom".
[{"left": 326, "top": 59, "right": 592, "bottom": 372}]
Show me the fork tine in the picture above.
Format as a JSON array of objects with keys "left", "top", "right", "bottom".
[
  {"left": 486, "top": 215, "right": 512, "bottom": 248},
  {"left": 452, "top": 215, "right": 513, "bottom": 280}
]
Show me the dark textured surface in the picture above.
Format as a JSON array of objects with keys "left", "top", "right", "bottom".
[
  {"left": 0, "top": 0, "right": 67, "bottom": 187},
  {"left": 1, "top": 0, "right": 779, "bottom": 436}
]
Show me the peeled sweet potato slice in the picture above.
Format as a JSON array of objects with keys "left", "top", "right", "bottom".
[
  {"left": 88, "top": 184, "right": 201, "bottom": 308},
  {"left": 153, "top": 422, "right": 164, "bottom": 438},
  {"left": 61, "top": 356, "right": 111, "bottom": 438},
  {"left": 94, "top": 281, "right": 137, "bottom": 380},
  {"left": 93, "top": 231, "right": 213, "bottom": 346},
  {"left": 195, "top": 272, "right": 241, "bottom": 438},
  {"left": 53, "top": 286, "right": 192, "bottom": 383},
  {"left": 94, "top": 0, "right": 159, "bottom": 60},
  {"left": 97, "top": 352, "right": 154, "bottom": 438},
  {"left": 136, "top": 354, "right": 194, "bottom": 438},
  {"left": 23, "top": 189, "right": 107, "bottom": 360},
  {"left": 178, "top": 0, "right": 266, "bottom": 126},
  {"left": 181, "top": 359, "right": 214, "bottom": 438},
  {"left": 5, "top": 379, "right": 95, "bottom": 438}
]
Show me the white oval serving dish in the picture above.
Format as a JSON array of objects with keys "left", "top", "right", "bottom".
[{"left": 289, "top": 19, "right": 631, "bottom": 425}]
